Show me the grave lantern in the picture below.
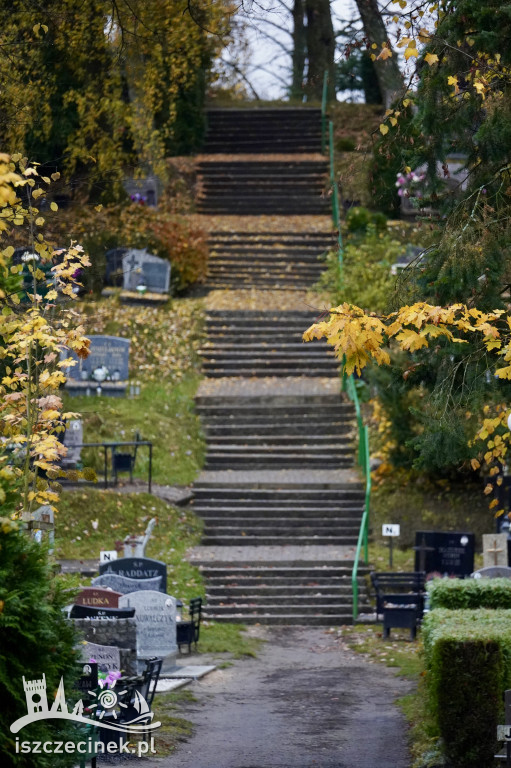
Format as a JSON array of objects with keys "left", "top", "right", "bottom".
[{"left": 176, "top": 599, "right": 183, "bottom": 622}]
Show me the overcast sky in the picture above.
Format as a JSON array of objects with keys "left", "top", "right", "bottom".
[{"left": 237, "top": 0, "right": 360, "bottom": 100}]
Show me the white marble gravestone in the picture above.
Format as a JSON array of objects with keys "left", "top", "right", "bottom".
[
  {"left": 62, "top": 419, "right": 83, "bottom": 467},
  {"left": 119, "top": 590, "right": 177, "bottom": 672}
]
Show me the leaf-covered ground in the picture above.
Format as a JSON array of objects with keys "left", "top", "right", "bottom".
[
  {"left": 56, "top": 489, "right": 203, "bottom": 602},
  {"left": 186, "top": 214, "right": 333, "bottom": 234},
  {"left": 77, "top": 297, "right": 205, "bottom": 383}
]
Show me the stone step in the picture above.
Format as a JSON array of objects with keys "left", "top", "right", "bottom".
[
  {"left": 205, "top": 435, "right": 352, "bottom": 445},
  {"left": 204, "top": 459, "right": 353, "bottom": 470},
  {"left": 198, "top": 562, "right": 367, "bottom": 574},
  {"left": 198, "top": 164, "right": 328, "bottom": 175},
  {"left": 207, "top": 236, "right": 334, "bottom": 245},
  {"left": 206, "top": 583, "right": 355, "bottom": 595},
  {"left": 193, "top": 485, "right": 364, "bottom": 496},
  {"left": 201, "top": 613, "right": 354, "bottom": 625},
  {"left": 203, "top": 368, "right": 339, "bottom": 377},
  {"left": 192, "top": 506, "right": 363, "bottom": 517},
  {"left": 201, "top": 535, "right": 358, "bottom": 546},
  {"left": 203, "top": 426, "right": 352, "bottom": 438},
  {"left": 206, "top": 594, "right": 347, "bottom": 607},
  {"left": 202, "top": 521, "right": 361, "bottom": 533},
  {"left": 204, "top": 602, "right": 352, "bottom": 616}
]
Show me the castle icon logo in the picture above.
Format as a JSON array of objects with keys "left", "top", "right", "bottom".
[{"left": 11, "top": 671, "right": 161, "bottom": 735}]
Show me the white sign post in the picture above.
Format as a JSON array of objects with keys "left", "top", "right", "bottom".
[
  {"left": 382, "top": 524, "right": 401, "bottom": 567},
  {"left": 99, "top": 550, "right": 118, "bottom": 564}
]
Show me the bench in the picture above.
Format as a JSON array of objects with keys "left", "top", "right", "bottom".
[
  {"left": 370, "top": 571, "right": 426, "bottom": 640},
  {"left": 176, "top": 597, "right": 203, "bottom": 653}
]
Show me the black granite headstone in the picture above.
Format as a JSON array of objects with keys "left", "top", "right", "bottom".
[
  {"left": 69, "top": 604, "right": 136, "bottom": 620},
  {"left": 414, "top": 530, "right": 475, "bottom": 577},
  {"left": 99, "top": 556, "right": 167, "bottom": 592},
  {"left": 74, "top": 662, "right": 98, "bottom": 694}
]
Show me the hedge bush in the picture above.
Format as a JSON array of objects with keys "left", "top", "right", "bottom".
[
  {"left": 428, "top": 577, "right": 511, "bottom": 610},
  {"left": 0, "top": 519, "right": 80, "bottom": 767},
  {"left": 422, "top": 609, "right": 511, "bottom": 768}
]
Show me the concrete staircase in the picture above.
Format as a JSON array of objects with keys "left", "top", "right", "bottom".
[
  {"left": 202, "top": 108, "right": 323, "bottom": 154},
  {"left": 197, "top": 108, "right": 329, "bottom": 216},
  {"left": 205, "top": 232, "right": 333, "bottom": 290},
  {"left": 189, "top": 105, "right": 370, "bottom": 625},
  {"left": 199, "top": 310, "right": 339, "bottom": 377}
]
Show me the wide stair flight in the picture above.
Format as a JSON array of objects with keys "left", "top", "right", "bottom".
[{"left": 190, "top": 106, "right": 370, "bottom": 625}]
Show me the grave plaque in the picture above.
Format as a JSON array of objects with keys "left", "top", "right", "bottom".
[
  {"left": 70, "top": 604, "right": 135, "bottom": 620},
  {"left": 75, "top": 662, "right": 98, "bottom": 694},
  {"left": 105, "top": 247, "right": 128, "bottom": 287},
  {"left": 141, "top": 257, "right": 170, "bottom": 294},
  {"left": 92, "top": 572, "right": 163, "bottom": 595},
  {"left": 414, "top": 530, "right": 475, "bottom": 577},
  {"left": 62, "top": 419, "right": 83, "bottom": 466},
  {"left": 63, "top": 336, "right": 130, "bottom": 397},
  {"left": 72, "top": 618, "right": 137, "bottom": 675},
  {"left": 119, "top": 590, "right": 176, "bottom": 660},
  {"left": 81, "top": 642, "right": 121, "bottom": 673},
  {"left": 75, "top": 587, "right": 122, "bottom": 609},
  {"left": 29, "top": 506, "right": 55, "bottom": 553},
  {"left": 122, "top": 249, "right": 170, "bottom": 294},
  {"left": 483, "top": 533, "right": 508, "bottom": 568},
  {"left": 99, "top": 557, "right": 167, "bottom": 592}
]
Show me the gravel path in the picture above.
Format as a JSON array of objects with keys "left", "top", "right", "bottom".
[{"left": 130, "top": 626, "right": 412, "bottom": 768}]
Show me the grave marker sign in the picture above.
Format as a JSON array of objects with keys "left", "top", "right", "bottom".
[
  {"left": 119, "top": 590, "right": 176, "bottom": 661},
  {"left": 99, "top": 556, "right": 167, "bottom": 592}
]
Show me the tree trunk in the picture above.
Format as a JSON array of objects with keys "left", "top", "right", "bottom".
[
  {"left": 291, "top": 0, "right": 306, "bottom": 100},
  {"left": 355, "top": 0, "right": 403, "bottom": 107},
  {"left": 304, "top": 0, "right": 335, "bottom": 102}
]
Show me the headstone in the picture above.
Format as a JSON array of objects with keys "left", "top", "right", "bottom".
[
  {"left": 72, "top": 618, "right": 137, "bottom": 675},
  {"left": 124, "top": 518, "right": 157, "bottom": 558},
  {"left": 141, "top": 257, "right": 170, "bottom": 294},
  {"left": 62, "top": 335, "right": 130, "bottom": 397},
  {"left": 122, "top": 249, "right": 170, "bottom": 294},
  {"left": 472, "top": 565, "right": 511, "bottom": 579},
  {"left": 483, "top": 533, "right": 508, "bottom": 568},
  {"left": 62, "top": 419, "right": 83, "bottom": 467},
  {"left": 414, "top": 530, "right": 475, "bottom": 577},
  {"left": 69, "top": 604, "right": 135, "bottom": 620},
  {"left": 122, "top": 175, "right": 160, "bottom": 207},
  {"left": 74, "top": 587, "right": 122, "bottom": 609},
  {"left": 104, "top": 247, "right": 128, "bottom": 287},
  {"left": 99, "top": 556, "right": 167, "bottom": 592},
  {"left": 74, "top": 662, "right": 98, "bottom": 695},
  {"left": 81, "top": 642, "right": 121, "bottom": 673},
  {"left": 29, "top": 506, "right": 55, "bottom": 553},
  {"left": 119, "top": 590, "right": 176, "bottom": 665},
  {"left": 92, "top": 573, "right": 163, "bottom": 595},
  {"left": 391, "top": 245, "right": 425, "bottom": 276}
]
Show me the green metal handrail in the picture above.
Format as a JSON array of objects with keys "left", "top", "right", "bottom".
[
  {"left": 321, "top": 71, "right": 329, "bottom": 155},
  {"left": 344, "top": 375, "right": 372, "bottom": 622},
  {"left": 323, "top": 73, "right": 370, "bottom": 620}
]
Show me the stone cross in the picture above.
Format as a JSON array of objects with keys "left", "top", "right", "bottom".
[
  {"left": 483, "top": 532, "right": 508, "bottom": 568},
  {"left": 413, "top": 534, "right": 435, "bottom": 572}
]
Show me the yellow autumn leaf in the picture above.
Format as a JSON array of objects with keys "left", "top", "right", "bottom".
[
  {"left": 484, "top": 483, "right": 493, "bottom": 495},
  {"left": 45, "top": 290, "right": 58, "bottom": 301},
  {"left": 379, "top": 123, "right": 389, "bottom": 135},
  {"left": 425, "top": 52, "right": 439, "bottom": 66},
  {"left": 489, "top": 499, "right": 499, "bottom": 509},
  {"left": 377, "top": 47, "right": 393, "bottom": 61},
  {"left": 35, "top": 217, "right": 44, "bottom": 226},
  {"left": 404, "top": 46, "right": 419, "bottom": 61},
  {"left": 470, "top": 458, "right": 480, "bottom": 471},
  {"left": 50, "top": 202, "right": 58, "bottom": 211},
  {"left": 389, "top": 117, "right": 398, "bottom": 127}
]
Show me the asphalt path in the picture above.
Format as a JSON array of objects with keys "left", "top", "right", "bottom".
[{"left": 131, "top": 625, "right": 413, "bottom": 768}]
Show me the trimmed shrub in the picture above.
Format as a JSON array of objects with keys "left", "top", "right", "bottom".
[
  {"left": 428, "top": 577, "right": 511, "bottom": 610},
  {"left": 0, "top": 519, "right": 80, "bottom": 767},
  {"left": 422, "top": 609, "right": 511, "bottom": 768}
]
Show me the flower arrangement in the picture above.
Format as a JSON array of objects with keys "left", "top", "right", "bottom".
[
  {"left": 395, "top": 169, "right": 427, "bottom": 199},
  {"left": 89, "top": 658, "right": 122, "bottom": 689}
]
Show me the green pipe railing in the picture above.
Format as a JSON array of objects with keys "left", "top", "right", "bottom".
[
  {"left": 323, "top": 69, "right": 370, "bottom": 621},
  {"left": 321, "top": 71, "right": 329, "bottom": 155},
  {"left": 344, "top": 375, "right": 372, "bottom": 621}
]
